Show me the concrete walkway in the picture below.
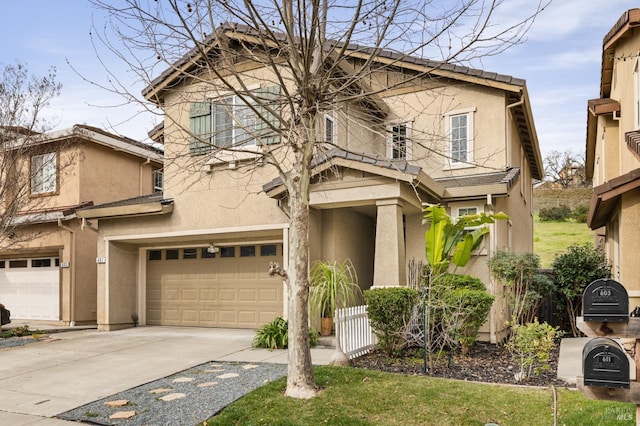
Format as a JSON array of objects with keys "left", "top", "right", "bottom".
[{"left": 0, "top": 326, "right": 335, "bottom": 425}]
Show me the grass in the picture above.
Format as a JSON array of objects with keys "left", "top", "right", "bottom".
[
  {"left": 534, "top": 217, "right": 593, "bottom": 268},
  {"left": 206, "top": 366, "right": 635, "bottom": 425}
]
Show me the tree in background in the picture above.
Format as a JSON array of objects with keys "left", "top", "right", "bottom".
[
  {"left": 90, "top": 0, "right": 547, "bottom": 398},
  {"left": 543, "top": 150, "right": 588, "bottom": 188},
  {"left": 0, "top": 63, "right": 62, "bottom": 248}
]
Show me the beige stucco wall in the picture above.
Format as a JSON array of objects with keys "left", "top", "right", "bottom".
[
  {"left": 620, "top": 192, "right": 640, "bottom": 308},
  {"left": 98, "top": 241, "right": 138, "bottom": 331}
]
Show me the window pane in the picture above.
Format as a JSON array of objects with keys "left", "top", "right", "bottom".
[
  {"left": 0, "top": 261, "right": 5, "bottom": 268},
  {"left": 32, "top": 258, "right": 52, "bottom": 267},
  {"left": 240, "top": 246, "right": 256, "bottom": 257},
  {"left": 183, "top": 248, "right": 197, "bottom": 259},
  {"left": 213, "top": 100, "right": 233, "bottom": 148},
  {"left": 153, "top": 169, "right": 163, "bottom": 192},
  {"left": 392, "top": 124, "right": 407, "bottom": 160},
  {"left": 261, "top": 244, "right": 277, "bottom": 256},
  {"left": 325, "top": 116, "right": 334, "bottom": 143},
  {"left": 31, "top": 152, "right": 57, "bottom": 194},
  {"left": 9, "top": 260, "right": 28, "bottom": 268},
  {"left": 165, "top": 249, "right": 179, "bottom": 260},
  {"left": 148, "top": 250, "right": 162, "bottom": 261},
  {"left": 451, "top": 114, "right": 468, "bottom": 162},
  {"left": 220, "top": 247, "right": 235, "bottom": 258},
  {"left": 458, "top": 207, "right": 477, "bottom": 216}
]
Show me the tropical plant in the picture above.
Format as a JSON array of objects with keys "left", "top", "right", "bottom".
[
  {"left": 422, "top": 204, "right": 508, "bottom": 278},
  {"left": 253, "top": 317, "right": 318, "bottom": 349},
  {"left": 552, "top": 243, "right": 611, "bottom": 336},
  {"left": 309, "top": 259, "right": 362, "bottom": 319}
]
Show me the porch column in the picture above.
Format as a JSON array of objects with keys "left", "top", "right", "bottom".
[{"left": 373, "top": 198, "right": 406, "bottom": 287}]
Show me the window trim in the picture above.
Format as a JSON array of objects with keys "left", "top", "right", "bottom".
[
  {"left": 443, "top": 107, "right": 476, "bottom": 170},
  {"left": 325, "top": 114, "right": 335, "bottom": 144},
  {"left": 153, "top": 169, "right": 163, "bottom": 192},
  {"left": 30, "top": 151, "right": 58, "bottom": 195},
  {"left": 453, "top": 204, "right": 487, "bottom": 254},
  {"left": 386, "top": 119, "right": 413, "bottom": 160}
]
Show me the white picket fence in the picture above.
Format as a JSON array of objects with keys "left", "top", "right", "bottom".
[{"left": 334, "top": 305, "right": 376, "bottom": 359}]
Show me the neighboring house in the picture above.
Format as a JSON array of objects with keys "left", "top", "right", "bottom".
[
  {"left": 78, "top": 24, "right": 542, "bottom": 343},
  {"left": 586, "top": 8, "right": 640, "bottom": 303},
  {"left": 0, "top": 125, "right": 163, "bottom": 324}
]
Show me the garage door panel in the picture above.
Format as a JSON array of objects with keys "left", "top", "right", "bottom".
[
  {"left": 146, "top": 245, "right": 283, "bottom": 328},
  {"left": 0, "top": 258, "right": 59, "bottom": 320}
]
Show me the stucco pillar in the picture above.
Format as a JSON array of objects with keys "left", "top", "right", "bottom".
[{"left": 373, "top": 199, "right": 406, "bottom": 287}]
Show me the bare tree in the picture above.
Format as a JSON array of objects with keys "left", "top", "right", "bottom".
[
  {"left": 90, "top": 0, "right": 547, "bottom": 398},
  {"left": 543, "top": 149, "right": 588, "bottom": 188},
  {"left": 0, "top": 63, "right": 62, "bottom": 248}
]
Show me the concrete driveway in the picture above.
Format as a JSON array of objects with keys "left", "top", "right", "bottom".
[{"left": 0, "top": 326, "right": 334, "bottom": 425}]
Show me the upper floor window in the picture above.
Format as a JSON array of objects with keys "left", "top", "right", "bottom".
[
  {"left": 387, "top": 122, "right": 411, "bottom": 160},
  {"left": 189, "top": 86, "right": 281, "bottom": 156},
  {"left": 153, "top": 169, "right": 163, "bottom": 192},
  {"left": 325, "top": 114, "right": 335, "bottom": 144},
  {"left": 31, "top": 152, "right": 57, "bottom": 195},
  {"left": 444, "top": 107, "right": 476, "bottom": 168}
]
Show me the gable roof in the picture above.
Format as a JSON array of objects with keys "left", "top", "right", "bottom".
[{"left": 144, "top": 23, "right": 542, "bottom": 180}]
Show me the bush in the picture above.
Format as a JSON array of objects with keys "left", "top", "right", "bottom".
[
  {"left": 538, "top": 205, "right": 571, "bottom": 221},
  {"left": 435, "top": 274, "right": 494, "bottom": 354},
  {"left": 364, "top": 287, "right": 419, "bottom": 355},
  {"left": 571, "top": 204, "right": 589, "bottom": 223},
  {"left": 252, "top": 317, "right": 319, "bottom": 349},
  {"left": 552, "top": 243, "right": 610, "bottom": 336},
  {"left": 506, "top": 318, "right": 562, "bottom": 382}
]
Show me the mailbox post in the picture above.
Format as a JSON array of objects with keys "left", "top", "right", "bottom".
[{"left": 578, "top": 279, "right": 640, "bottom": 424}]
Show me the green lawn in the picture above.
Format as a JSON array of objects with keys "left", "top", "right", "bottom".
[
  {"left": 207, "top": 366, "right": 634, "bottom": 425},
  {"left": 534, "top": 217, "right": 594, "bottom": 268}
]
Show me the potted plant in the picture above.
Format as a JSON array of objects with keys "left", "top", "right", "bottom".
[{"left": 309, "top": 259, "right": 362, "bottom": 336}]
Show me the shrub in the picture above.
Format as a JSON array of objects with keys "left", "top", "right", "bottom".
[
  {"left": 435, "top": 274, "right": 494, "bottom": 354},
  {"left": 506, "top": 318, "right": 562, "bottom": 382},
  {"left": 252, "top": 317, "right": 318, "bottom": 349},
  {"left": 364, "top": 287, "right": 419, "bottom": 355},
  {"left": 571, "top": 204, "right": 589, "bottom": 223},
  {"left": 552, "top": 243, "right": 610, "bottom": 336},
  {"left": 538, "top": 205, "right": 571, "bottom": 221}
]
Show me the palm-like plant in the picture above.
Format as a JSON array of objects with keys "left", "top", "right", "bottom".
[{"left": 309, "top": 259, "right": 362, "bottom": 319}]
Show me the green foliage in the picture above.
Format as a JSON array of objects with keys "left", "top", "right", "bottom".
[
  {"left": 552, "top": 243, "right": 610, "bottom": 336},
  {"left": 571, "top": 204, "right": 589, "bottom": 223},
  {"left": 252, "top": 317, "right": 318, "bottom": 349},
  {"left": 432, "top": 274, "right": 494, "bottom": 353},
  {"left": 505, "top": 318, "right": 562, "bottom": 382},
  {"left": 489, "top": 251, "right": 552, "bottom": 324},
  {"left": 309, "top": 259, "right": 362, "bottom": 318},
  {"left": 422, "top": 204, "right": 508, "bottom": 276},
  {"left": 538, "top": 205, "right": 571, "bottom": 221},
  {"left": 0, "top": 325, "right": 34, "bottom": 339},
  {"left": 364, "top": 287, "right": 419, "bottom": 355}
]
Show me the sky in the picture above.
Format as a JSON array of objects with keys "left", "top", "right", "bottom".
[{"left": 0, "top": 1, "right": 638, "bottom": 160}]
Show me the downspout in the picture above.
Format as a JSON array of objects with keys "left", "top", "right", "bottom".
[
  {"left": 57, "top": 218, "right": 76, "bottom": 326},
  {"left": 140, "top": 158, "right": 151, "bottom": 195}
]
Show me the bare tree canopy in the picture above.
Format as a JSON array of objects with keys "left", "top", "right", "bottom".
[
  {"left": 0, "top": 63, "right": 62, "bottom": 248},
  {"left": 543, "top": 149, "right": 588, "bottom": 188},
  {"left": 91, "top": 0, "right": 547, "bottom": 398}
]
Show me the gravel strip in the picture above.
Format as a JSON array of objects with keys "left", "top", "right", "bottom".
[
  {"left": 57, "top": 361, "right": 287, "bottom": 425},
  {"left": 0, "top": 335, "right": 44, "bottom": 350}
]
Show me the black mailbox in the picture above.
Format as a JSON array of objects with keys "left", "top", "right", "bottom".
[
  {"left": 583, "top": 337, "right": 630, "bottom": 389},
  {"left": 583, "top": 278, "right": 629, "bottom": 322}
]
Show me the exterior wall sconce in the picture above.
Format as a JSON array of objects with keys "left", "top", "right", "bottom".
[{"left": 207, "top": 243, "right": 220, "bottom": 254}]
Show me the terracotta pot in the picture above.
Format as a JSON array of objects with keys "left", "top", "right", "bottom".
[{"left": 320, "top": 317, "right": 333, "bottom": 336}]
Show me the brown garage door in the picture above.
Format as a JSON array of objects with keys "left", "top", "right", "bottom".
[{"left": 146, "top": 244, "right": 283, "bottom": 328}]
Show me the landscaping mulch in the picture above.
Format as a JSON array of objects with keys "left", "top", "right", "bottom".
[{"left": 351, "top": 341, "right": 569, "bottom": 388}]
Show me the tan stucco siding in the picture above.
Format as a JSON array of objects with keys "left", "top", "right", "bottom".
[
  {"left": 78, "top": 142, "right": 161, "bottom": 205},
  {"left": 620, "top": 192, "right": 640, "bottom": 308},
  {"left": 98, "top": 241, "right": 138, "bottom": 331}
]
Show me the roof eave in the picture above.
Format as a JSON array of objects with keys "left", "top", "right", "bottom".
[{"left": 76, "top": 200, "right": 174, "bottom": 220}]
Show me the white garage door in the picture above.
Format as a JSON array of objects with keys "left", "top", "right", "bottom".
[
  {"left": 146, "top": 244, "right": 283, "bottom": 328},
  {"left": 0, "top": 257, "right": 60, "bottom": 320}
]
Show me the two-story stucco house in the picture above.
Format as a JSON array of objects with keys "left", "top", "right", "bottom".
[
  {"left": 78, "top": 24, "right": 542, "bottom": 342},
  {"left": 0, "top": 125, "right": 162, "bottom": 324},
  {"left": 587, "top": 8, "right": 640, "bottom": 308}
]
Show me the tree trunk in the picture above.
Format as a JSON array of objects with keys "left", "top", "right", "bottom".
[{"left": 284, "top": 138, "right": 317, "bottom": 399}]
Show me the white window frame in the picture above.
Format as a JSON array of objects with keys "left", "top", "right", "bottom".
[
  {"left": 153, "top": 169, "right": 163, "bottom": 192},
  {"left": 387, "top": 120, "right": 412, "bottom": 160},
  {"left": 453, "top": 204, "right": 487, "bottom": 254},
  {"left": 31, "top": 152, "right": 57, "bottom": 195},
  {"left": 212, "top": 94, "right": 258, "bottom": 148},
  {"left": 444, "top": 107, "right": 476, "bottom": 169},
  {"left": 325, "top": 114, "right": 335, "bottom": 144}
]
